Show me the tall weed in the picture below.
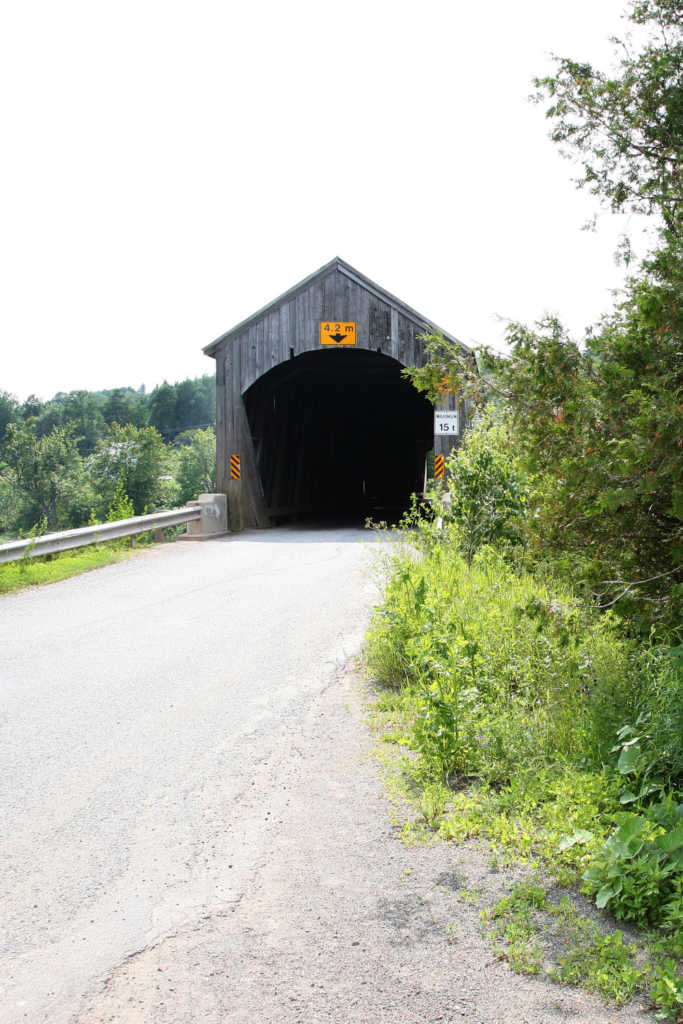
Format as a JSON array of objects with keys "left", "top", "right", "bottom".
[{"left": 365, "top": 537, "right": 670, "bottom": 781}]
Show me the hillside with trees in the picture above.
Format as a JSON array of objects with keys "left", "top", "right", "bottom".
[{"left": 0, "top": 375, "right": 216, "bottom": 539}]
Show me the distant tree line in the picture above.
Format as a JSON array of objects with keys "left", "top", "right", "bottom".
[
  {"left": 0, "top": 375, "right": 216, "bottom": 538},
  {"left": 0, "top": 375, "right": 215, "bottom": 456}
]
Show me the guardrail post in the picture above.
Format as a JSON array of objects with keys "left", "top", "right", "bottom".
[
  {"left": 180, "top": 494, "right": 228, "bottom": 541},
  {"left": 154, "top": 528, "right": 166, "bottom": 543}
]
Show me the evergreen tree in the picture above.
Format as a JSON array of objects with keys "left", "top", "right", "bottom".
[
  {"left": 103, "top": 388, "right": 130, "bottom": 426},
  {"left": 149, "top": 382, "right": 178, "bottom": 434},
  {"left": 0, "top": 391, "right": 18, "bottom": 440}
]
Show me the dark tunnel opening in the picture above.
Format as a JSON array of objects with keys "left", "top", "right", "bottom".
[{"left": 244, "top": 349, "right": 434, "bottom": 524}]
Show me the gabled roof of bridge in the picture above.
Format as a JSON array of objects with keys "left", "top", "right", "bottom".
[{"left": 203, "top": 257, "right": 465, "bottom": 356}]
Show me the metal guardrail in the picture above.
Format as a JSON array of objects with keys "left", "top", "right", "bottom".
[{"left": 0, "top": 506, "right": 202, "bottom": 564}]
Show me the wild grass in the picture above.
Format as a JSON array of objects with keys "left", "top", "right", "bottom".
[
  {"left": 0, "top": 539, "right": 135, "bottom": 595},
  {"left": 366, "top": 531, "right": 683, "bottom": 783},
  {"left": 484, "top": 883, "right": 650, "bottom": 1003}
]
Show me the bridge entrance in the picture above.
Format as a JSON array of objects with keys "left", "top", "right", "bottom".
[
  {"left": 204, "top": 258, "right": 467, "bottom": 529},
  {"left": 244, "top": 349, "right": 433, "bottom": 523}
]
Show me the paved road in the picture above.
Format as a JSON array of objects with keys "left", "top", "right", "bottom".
[{"left": 0, "top": 526, "right": 373, "bottom": 1024}]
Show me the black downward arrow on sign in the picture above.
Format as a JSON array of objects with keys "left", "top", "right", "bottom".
[{"left": 329, "top": 333, "right": 347, "bottom": 343}]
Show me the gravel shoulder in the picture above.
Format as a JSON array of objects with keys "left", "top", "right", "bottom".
[{"left": 77, "top": 667, "right": 656, "bottom": 1024}]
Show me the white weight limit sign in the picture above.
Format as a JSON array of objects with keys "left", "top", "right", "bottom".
[{"left": 434, "top": 411, "right": 459, "bottom": 435}]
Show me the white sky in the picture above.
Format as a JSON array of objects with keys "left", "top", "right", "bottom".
[{"left": 1, "top": 0, "right": 641, "bottom": 402}]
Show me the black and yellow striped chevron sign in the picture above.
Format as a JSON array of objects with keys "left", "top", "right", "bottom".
[
  {"left": 434, "top": 454, "right": 445, "bottom": 480},
  {"left": 230, "top": 454, "right": 241, "bottom": 480}
]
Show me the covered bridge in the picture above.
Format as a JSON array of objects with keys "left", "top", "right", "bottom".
[{"left": 203, "top": 258, "right": 467, "bottom": 529}]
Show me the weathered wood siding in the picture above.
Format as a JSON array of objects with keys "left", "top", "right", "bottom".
[{"left": 216, "top": 266, "right": 433, "bottom": 399}]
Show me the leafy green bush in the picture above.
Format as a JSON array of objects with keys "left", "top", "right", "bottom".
[
  {"left": 1, "top": 420, "right": 89, "bottom": 531},
  {"left": 579, "top": 796, "right": 683, "bottom": 929},
  {"left": 582, "top": 815, "right": 683, "bottom": 923},
  {"left": 87, "top": 423, "right": 174, "bottom": 516},
  {"left": 106, "top": 476, "right": 135, "bottom": 521},
  {"left": 650, "top": 958, "right": 683, "bottom": 1020},
  {"left": 441, "top": 410, "right": 529, "bottom": 565},
  {"left": 175, "top": 428, "right": 216, "bottom": 504}
]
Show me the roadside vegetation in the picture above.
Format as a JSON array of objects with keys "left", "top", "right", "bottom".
[
  {"left": 0, "top": 475, "right": 196, "bottom": 596},
  {"left": 0, "top": 374, "right": 217, "bottom": 592},
  {"left": 0, "top": 542, "right": 136, "bottom": 596},
  {"left": 367, "top": 3, "right": 683, "bottom": 1017},
  {"left": 367, "top": 411, "right": 683, "bottom": 1018}
]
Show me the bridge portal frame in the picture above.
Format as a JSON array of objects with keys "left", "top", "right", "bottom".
[{"left": 203, "top": 258, "right": 467, "bottom": 529}]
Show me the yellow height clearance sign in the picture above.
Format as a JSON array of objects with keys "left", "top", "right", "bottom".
[{"left": 320, "top": 321, "right": 356, "bottom": 346}]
